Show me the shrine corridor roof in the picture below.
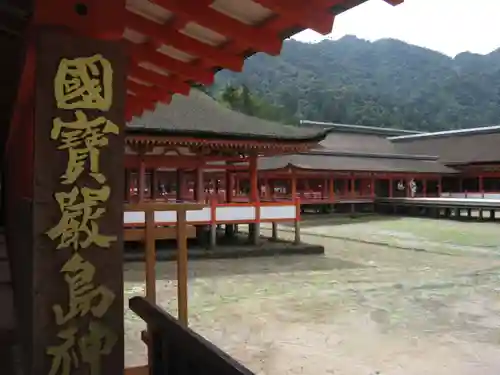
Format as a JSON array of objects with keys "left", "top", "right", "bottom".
[
  {"left": 127, "top": 89, "right": 327, "bottom": 142},
  {"left": 390, "top": 126, "right": 500, "bottom": 165},
  {"left": 258, "top": 129, "right": 457, "bottom": 174}
]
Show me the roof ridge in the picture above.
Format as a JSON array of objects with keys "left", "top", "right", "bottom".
[
  {"left": 300, "top": 120, "right": 422, "bottom": 136},
  {"left": 389, "top": 124, "right": 500, "bottom": 141},
  {"left": 302, "top": 149, "right": 440, "bottom": 161}
]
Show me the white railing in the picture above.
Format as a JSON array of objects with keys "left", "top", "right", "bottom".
[
  {"left": 123, "top": 200, "right": 300, "bottom": 227},
  {"left": 440, "top": 192, "right": 500, "bottom": 200}
]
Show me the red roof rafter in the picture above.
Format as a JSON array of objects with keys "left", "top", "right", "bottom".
[
  {"left": 128, "top": 65, "right": 189, "bottom": 95},
  {"left": 32, "top": 0, "right": 404, "bottom": 119},
  {"left": 125, "top": 11, "right": 243, "bottom": 71},
  {"left": 127, "top": 41, "right": 213, "bottom": 84},
  {"left": 127, "top": 80, "right": 172, "bottom": 104},
  {"left": 118, "top": 0, "right": 405, "bottom": 118},
  {"left": 252, "top": 0, "right": 334, "bottom": 34},
  {"left": 153, "top": 0, "right": 283, "bottom": 55}
]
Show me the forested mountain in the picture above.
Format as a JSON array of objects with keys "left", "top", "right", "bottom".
[{"left": 213, "top": 36, "right": 500, "bottom": 132}]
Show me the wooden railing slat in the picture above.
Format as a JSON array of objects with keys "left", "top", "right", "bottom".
[{"left": 129, "top": 296, "right": 255, "bottom": 375}]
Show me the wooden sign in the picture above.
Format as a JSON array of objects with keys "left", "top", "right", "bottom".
[{"left": 33, "top": 29, "right": 125, "bottom": 375}]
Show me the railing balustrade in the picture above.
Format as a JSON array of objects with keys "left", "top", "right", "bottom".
[{"left": 129, "top": 296, "right": 255, "bottom": 375}]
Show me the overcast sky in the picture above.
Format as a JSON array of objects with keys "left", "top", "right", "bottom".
[{"left": 292, "top": 0, "right": 499, "bottom": 57}]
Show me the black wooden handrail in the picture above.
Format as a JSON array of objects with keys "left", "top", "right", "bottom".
[{"left": 129, "top": 296, "right": 256, "bottom": 375}]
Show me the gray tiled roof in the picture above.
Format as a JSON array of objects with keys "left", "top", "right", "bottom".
[
  {"left": 127, "top": 90, "right": 326, "bottom": 142},
  {"left": 258, "top": 130, "right": 455, "bottom": 174},
  {"left": 258, "top": 153, "right": 456, "bottom": 174},
  {"left": 391, "top": 128, "right": 500, "bottom": 165},
  {"left": 318, "top": 132, "right": 406, "bottom": 154}
]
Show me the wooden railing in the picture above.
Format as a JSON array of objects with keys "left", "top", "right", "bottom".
[
  {"left": 130, "top": 296, "right": 255, "bottom": 375},
  {"left": 124, "top": 202, "right": 205, "bottom": 325}
]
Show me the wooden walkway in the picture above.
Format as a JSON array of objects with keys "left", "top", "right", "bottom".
[
  {"left": 375, "top": 197, "right": 500, "bottom": 221},
  {"left": 376, "top": 197, "right": 500, "bottom": 209}
]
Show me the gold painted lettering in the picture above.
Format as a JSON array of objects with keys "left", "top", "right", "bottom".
[
  {"left": 79, "top": 321, "right": 118, "bottom": 375},
  {"left": 47, "top": 327, "right": 79, "bottom": 375},
  {"left": 47, "top": 322, "right": 117, "bottom": 375},
  {"left": 51, "top": 110, "right": 119, "bottom": 185},
  {"left": 52, "top": 253, "right": 115, "bottom": 325},
  {"left": 54, "top": 54, "right": 113, "bottom": 110},
  {"left": 47, "top": 185, "right": 117, "bottom": 250}
]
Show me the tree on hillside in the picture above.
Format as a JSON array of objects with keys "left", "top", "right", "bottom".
[
  {"left": 214, "top": 37, "right": 500, "bottom": 131},
  {"left": 218, "top": 84, "right": 297, "bottom": 124}
]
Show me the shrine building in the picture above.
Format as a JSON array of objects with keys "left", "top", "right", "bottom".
[
  {"left": 1, "top": 1, "right": 407, "bottom": 374},
  {"left": 122, "top": 89, "right": 326, "bottom": 246}
]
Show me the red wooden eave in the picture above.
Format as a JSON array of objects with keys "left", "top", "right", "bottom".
[{"left": 32, "top": 0, "right": 404, "bottom": 121}]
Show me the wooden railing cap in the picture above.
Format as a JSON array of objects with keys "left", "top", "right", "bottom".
[
  {"left": 129, "top": 296, "right": 255, "bottom": 375},
  {"left": 124, "top": 202, "right": 207, "bottom": 212}
]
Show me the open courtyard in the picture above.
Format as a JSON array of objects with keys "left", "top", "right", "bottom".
[{"left": 124, "top": 216, "right": 500, "bottom": 375}]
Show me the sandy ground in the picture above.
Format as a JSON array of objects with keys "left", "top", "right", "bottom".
[{"left": 124, "top": 216, "right": 500, "bottom": 375}]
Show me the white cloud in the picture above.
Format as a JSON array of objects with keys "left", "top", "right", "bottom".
[{"left": 292, "top": 0, "right": 500, "bottom": 57}]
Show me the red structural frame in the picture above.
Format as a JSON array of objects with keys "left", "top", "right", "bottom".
[{"left": 30, "top": 0, "right": 402, "bottom": 121}]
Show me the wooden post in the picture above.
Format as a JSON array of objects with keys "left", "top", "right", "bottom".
[
  {"left": 269, "top": 179, "right": 275, "bottom": 200},
  {"left": 291, "top": 173, "right": 297, "bottom": 199},
  {"left": 225, "top": 169, "right": 233, "bottom": 203},
  {"left": 139, "top": 160, "right": 146, "bottom": 202},
  {"left": 249, "top": 154, "right": 258, "bottom": 202},
  {"left": 322, "top": 178, "right": 328, "bottom": 200},
  {"left": 209, "top": 198, "right": 217, "bottom": 249},
  {"left": 176, "top": 169, "right": 184, "bottom": 201},
  {"left": 264, "top": 178, "right": 270, "bottom": 200},
  {"left": 294, "top": 198, "right": 301, "bottom": 244},
  {"left": 144, "top": 208, "right": 156, "bottom": 369},
  {"left": 193, "top": 168, "right": 205, "bottom": 245},
  {"left": 145, "top": 209, "right": 156, "bottom": 302},
  {"left": 124, "top": 168, "right": 129, "bottom": 201},
  {"left": 151, "top": 168, "right": 158, "bottom": 200},
  {"left": 125, "top": 202, "right": 204, "bottom": 328},
  {"left": 249, "top": 154, "right": 259, "bottom": 244},
  {"left": 10, "top": 25, "right": 127, "bottom": 375},
  {"left": 235, "top": 176, "right": 240, "bottom": 197},
  {"left": 329, "top": 176, "right": 334, "bottom": 202},
  {"left": 194, "top": 168, "right": 204, "bottom": 202},
  {"left": 225, "top": 169, "right": 235, "bottom": 238},
  {"left": 176, "top": 209, "right": 189, "bottom": 326},
  {"left": 271, "top": 222, "right": 278, "bottom": 240}
]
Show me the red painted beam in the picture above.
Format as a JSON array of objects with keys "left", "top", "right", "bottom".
[
  {"left": 125, "top": 11, "right": 243, "bottom": 71},
  {"left": 127, "top": 64, "right": 190, "bottom": 95},
  {"left": 126, "top": 41, "right": 214, "bottom": 84},
  {"left": 128, "top": 95, "right": 157, "bottom": 112},
  {"left": 126, "top": 95, "right": 153, "bottom": 118},
  {"left": 253, "top": 0, "right": 334, "bottom": 34},
  {"left": 127, "top": 80, "right": 173, "bottom": 104},
  {"left": 154, "top": 0, "right": 282, "bottom": 55}
]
